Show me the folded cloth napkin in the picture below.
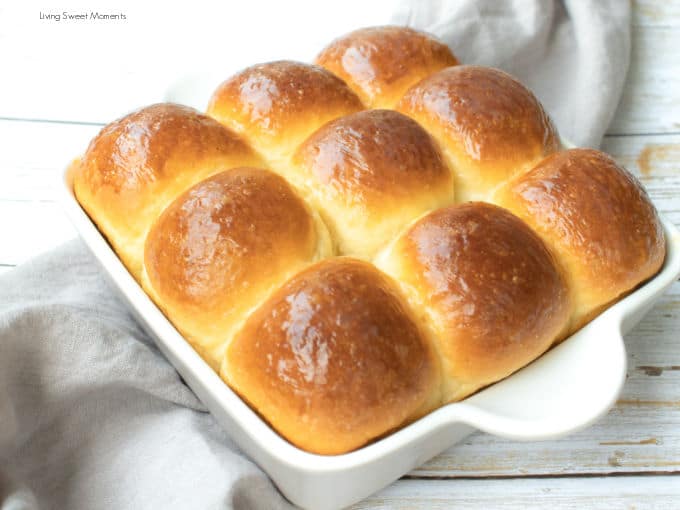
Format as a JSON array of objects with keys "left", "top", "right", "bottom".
[{"left": 0, "top": 1, "right": 630, "bottom": 508}]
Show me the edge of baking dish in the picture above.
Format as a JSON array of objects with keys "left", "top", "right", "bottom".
[{"left": 60, "top": 163, "right": 680, "bottom": 510}]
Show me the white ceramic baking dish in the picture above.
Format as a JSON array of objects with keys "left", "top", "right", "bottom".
[{"left": 60, "top": 163, "right": 680, "bottom": 510}]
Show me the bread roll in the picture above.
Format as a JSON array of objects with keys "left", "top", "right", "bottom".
[
  {"left": 397, "top": 66, "right": 560, "bottom": 202},
  {"left": 73, "top": 103, "right": 263, "bottom": 278},
  {"left": 144, "top": 168, "right": 332, "bottom": 369},
  {"left": 376, "top": 202, "right": 571, "bottom": 402},
  {"left": 222, "top": 258, "right": 439, "bottom": 454},
  {"left": 206, "top": 61, "right": 364, "bottom": 169},
  {"left": 291, "top": 109, "right": 454, "bottom": 258},
  {"left": 493, "top": 149, "right": 666, "bottom": 333},
  {"left": 315, "top": 26, "right": 458, "bottom": 108}
]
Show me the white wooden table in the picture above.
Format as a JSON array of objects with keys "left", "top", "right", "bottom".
[{"left": 1, "top": 1, "right": 679, "bottom": 508}]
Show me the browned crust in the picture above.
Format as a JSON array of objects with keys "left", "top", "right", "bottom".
[
  {"left": 75, "top": 103, "right": 257, "bottom": 215},
  {"left": 207, "top": 61, "right": 364, "bottom": 145},
  {"left": 223, "top": 258, "right": 438, "bottom": 455},
  {"left": 293, "top": 109, "right": 451, "bottom": 202},
  {"left": 391, "top": 202, "right": 570, "bottom": 389},
  {"left": 316, "top": 26, "right": 458, "bottom": 107},
  {"left": 397, "top": 65, "right": 559, "bottom": 168},
  {"left": 145, "top": 167, "right": 317, "bottom": 312},
  {"left": 493, "top": 148, "right": 666, "bottom": 330},
  {"left": 72, "top": 103, "right": 262, "bottom": 277}
]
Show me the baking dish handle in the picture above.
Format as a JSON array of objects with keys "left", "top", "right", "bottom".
[{"left": 448, "top": 317, "right": 627, "bottom": 440}]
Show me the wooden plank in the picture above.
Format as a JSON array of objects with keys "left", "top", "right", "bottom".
[
  {"left": 634, "top": 0, "right": 680, "bottom": 27},
  {"left": 0, "top": 201, "right": 76, "bottom": 265},
  {"left": 1, "top": 3, "right": 679, "bottom": 507},
  {"left": 601, "top": 133, "right": 680, "bottom": 224},
  {"left": 0, "top": 121, "right": 100, "bottom": 203},
  {"left": 0, "top": 121, "right": 100, "bottom": 180},
  {"left": 0, "top": 120, "right": 96, "bottom": 264},
  {"left": 352, "top": 476, "right": 680, "bottom": 509},
  {"left": 608, "top": 26, "right": 680, "bottom": 136}
]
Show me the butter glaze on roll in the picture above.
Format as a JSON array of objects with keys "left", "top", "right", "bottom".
[
  {"left": 223, "top": 258, "right": 439, "bottom": 454},
  {"left": 493, "top": 149, "right": 665, "bottom": 333},
  {"left": 144, "top": 168, "right": 332, "bottom": 369},
  {"left": 377, "top": 202, "right": 571, "bottom": 402},
  {"left": 206, "top": 61, "right": 364, "bottom": 168},
  {"left": 397, "top": 66, "right": 560, "bottom": 203},
  {"left": 292, "top": 109, "right": 454, "bottom": 258},
  {"left": 73, "top": 103, "right": 263, "bottom": 278},
  {"left": 315, "top": 26, "right": 459, "bottom": 108}
]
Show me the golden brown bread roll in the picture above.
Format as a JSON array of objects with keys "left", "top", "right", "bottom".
[
  {"left": 206, "top": 61, "right": 364, "bottom": 169},
  {"left": 73, "top": 103, "right": 263, "bottom": 278},
  {"left": 291, "top": 109, "right": 454, "bottom": 258},
  {"left": 315, "top": 26, "right": 458, "bottom": 108},
  {"left": 397, "top": 65, "right": 560, "bottom": 203},
  {"left": 376, "top": 202, "right": 571, "bottom": 403},
  {"left": 493, "top": 148, "right": 666, "bottom": 333},
  {"left": 143, "top": 168, "right": 332, "bottom": 370},
  {"left": 222, "top": 258, "right": 439, "bottom": 454}
]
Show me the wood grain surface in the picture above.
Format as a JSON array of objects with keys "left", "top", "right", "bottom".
[{"left": 1, "top": 1, "right": 678, "bottom": 507}]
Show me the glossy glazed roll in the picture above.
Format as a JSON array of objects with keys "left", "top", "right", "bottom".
[
  {"left": 291, "top": 109, "right": 454, "bottom": 258},
  {"left": 376, "top": 202, "right": 571, "bottom": 402},
  {"left": 316, "top": 26, "right": 458, "bottom": 108},
  {"left": 397, "top": 66, "right": 560, "bottom": 202},
  {"left": 207, "top": 61, "right": 364, "bottom": 168},
  {"left": 73, "top": 103, "right": 263, "bottom": 278},
  {"left": 144, "top": 168, "right": 332, "bottom": 369},
  {"left": 493, "top": 149, "right": 666, "bottom": 332},
  {"left": 222, "top": 258, "right": 440, "bottom": 454}
]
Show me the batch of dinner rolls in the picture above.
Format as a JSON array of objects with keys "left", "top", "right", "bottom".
[{"left": 72, "top": 26, "right": 666, "bottom": 455}]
